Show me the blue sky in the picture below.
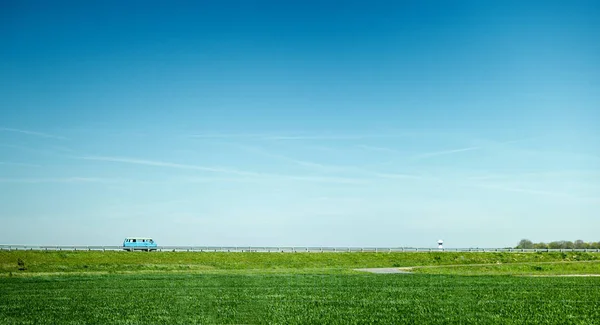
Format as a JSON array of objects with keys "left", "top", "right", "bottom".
[{"left": 1, "top": 0, "right": 599, "bottom": 247}]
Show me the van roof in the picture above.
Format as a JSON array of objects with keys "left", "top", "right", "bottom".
[{"left": 125, "top": 237, "right": 153, "bottom": 240}]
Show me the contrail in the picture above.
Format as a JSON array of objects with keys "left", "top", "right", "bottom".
[
  {"left": 0, "top": 127, "right": 67, "bottom": 140},
  {"left": 79, "top": 156, "right": 261, "bottom": 176}
]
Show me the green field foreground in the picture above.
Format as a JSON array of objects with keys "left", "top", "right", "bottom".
[
  {"left": 1, "top": 251, "right": 599, "bottom": 324},
  {"left": 1, "top": 273, "right": 599, "bottom": 324}
]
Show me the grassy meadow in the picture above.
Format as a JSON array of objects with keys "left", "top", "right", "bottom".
[
  {"left": 1, "top": 251, "right": 599, "bottom": 324},
  {"left": 1, "top": 250, "right": 598, "bottom": 275}
]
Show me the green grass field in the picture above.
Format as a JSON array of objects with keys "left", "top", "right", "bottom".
[
  {"left": 2, "top": 250, "right": 598, "bottom": 275},
  {"left": 2, "top": 273, "right": 599, "bottom": 324},
  {"left": 1, "top": 251, "right": 599, "bottom": 324},
  {"left": 410, "top": 260, "right": 600, "bottom": 276}
]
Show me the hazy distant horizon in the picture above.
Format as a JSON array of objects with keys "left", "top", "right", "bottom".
[{"left": 1, "top": 0, "right": 598, "bottom": 247}]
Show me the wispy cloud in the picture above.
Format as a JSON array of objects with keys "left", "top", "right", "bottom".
[
  {"left": 466, "top": 183, "right": 589, "bottom": 200},
  {"left": 467, "top": 170, "right": 600, "bottom": 181},
  {"left": 77, "top": 155, "right": 369, "bottom": 184},
  {"left": 79, "top": 156, "right": 261, "bottom": 176},
  {"left": 0, "top": 143, "right": 72, "bottom": 156},
  {"left": 499, "top": 136, "right": 541, "bottom": 145},
  {"left": 410, "top": 146, "right": 481, "bottom": 160},
  {"left": 218, "top": 142, "right": 433, "bottom": 181},
  {"left": 0, "top": 162, "right": 41, "bottom": 167},
  {"left": 49, "top": 146, "right": 76, "bottom": 153},
  {"left": 369, "top": 172, "right": 433, "bottom": 181},
  {"left": 262, "top": 135, "right": 379, "bottom": 140},
  {"left": 172, "top": 176, "right": 264, "bottom": 183},
  {"left": 232, "top": 144, "right": 359, "bottom": 173},
  {"left": 171, "top": 175, "right": 368, "bottom": 185},
  {"left": 267, "top": 175, "right": 369, "bottom": 184},
  {"left": 356, "top": 145, "right": 402, "bottom": 154},
  {"left": 0, "top": 177, "right": 124, "bottom": 184},
  {"left": 462, "top": 135, "right": 600, "bottom": 166},
  {"left": 0, "top": 127, "right": 67, "bottom": 140},
  {"left": 460, "top": 173, "right": 600, "bottom": 201},
  {"left": 188, "top": 133, "right": 267, "bottom": 139},
  {"left": 311, "top": 196, "right": 366, "bottom": 203},
  {"left": 301, "top": 145, "right": 341, "bottom": 153},
  {"left": 405, "top": 136, "right": 542, "bottom": 161},
  {"left": 188, "top": 132, "right": 414, "bottom": 141}
]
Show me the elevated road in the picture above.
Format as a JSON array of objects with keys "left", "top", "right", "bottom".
[{"left": 1, "top": 245, "right": 598, "bottom": 253}]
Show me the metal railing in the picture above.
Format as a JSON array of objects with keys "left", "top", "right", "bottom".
[{"left": 0, "top": 245, "right": 599, "bottom": 253}]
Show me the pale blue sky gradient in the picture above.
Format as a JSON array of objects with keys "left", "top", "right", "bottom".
[{"left": 1, "top": 0, "right": 599, "bottom": 247}]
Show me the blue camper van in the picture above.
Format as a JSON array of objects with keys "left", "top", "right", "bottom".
[{"left": 123, "top": 237, "right": 157, "bottom": 251}]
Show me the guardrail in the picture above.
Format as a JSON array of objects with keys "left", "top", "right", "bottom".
[{"left": 1, "top": 245, "right": 599, "bottom": 253}]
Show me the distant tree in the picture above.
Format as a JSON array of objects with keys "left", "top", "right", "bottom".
[
  {"left": 518, "top": 239, "right": 598, "bottom": 250},
  {"left": 574, "top": 240, "right": 587, "bottom": 249},
  {"left": 516, "top": 239, "right": 534, "bottom": 249},
  {"left": 548, "top": 241, "right": 563, "bottom": 249}
]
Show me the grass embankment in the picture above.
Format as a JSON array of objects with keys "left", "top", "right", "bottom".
[
  {"left": 1, "top": 273, "right": 599, "bottom": 324},
  {"left": 1, "top": 250, "right": 598, "bottom": 276}
]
